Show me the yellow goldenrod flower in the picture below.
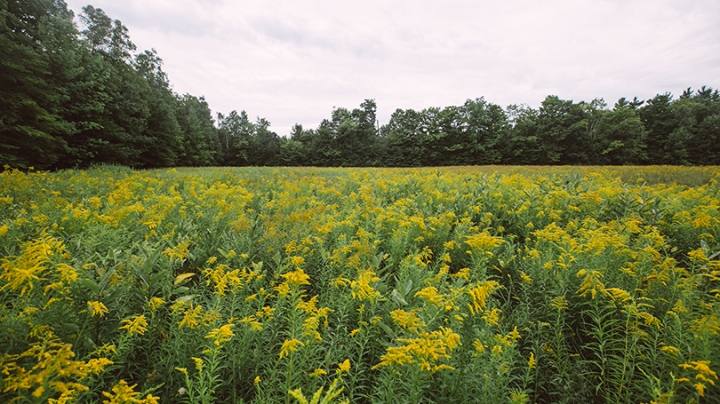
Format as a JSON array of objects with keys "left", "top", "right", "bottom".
[
  {"left": 205, "top": 323, "right": 235, "bottom": 346},
  {"left": 660, "top": 345, "right": 680, "bottom": 356},
  {"left": 179, "top": 304, "right": 202, "bottom": 329},
  {"left": 257, "top": 306, "right": 276, "bottom": 319},
  {"left": 0, "top": 236, "right": 65, "bottom": 296},
  {"left": 679, "top": 360, "right": 718, "bottom": 391},
  {"left": 482, "top": 308, "right": 501, "bottom": 326},
  {"left": 336, "top": 359, "right": 351, "bottom": 374},
  {"left": 289, "top": 255, "right": 305, "bottom": 267},
  {"left": 576, "top": 270, "right": 607, "bottom": 300},
  {"left": 147, "top": 297, "right": 165, "bottom": 313},
  {"left": 415, "top": 286, "right": 443, "bottom": 307},
  {"left": 279, "top": 338, "right": 305, "bottom": 359},
  {"left": 467, "top": 281, "right": 499, "bottom": 315},
  {"left": 57, "top": 263, "right": 78, "bottom": 283},
  {"left": 288, "top": 377, "right": 348, "bottom": 404},
  {"left": 282, "top": 268, "right": 310, "bottom": 286},
  {"left": 302, "top": 316, "right": 322, "bottom": 342},
  {"left": 101, "top": 380, "right": 160, "bottom": 404},
  {"left": 465, "top": 232, "right": 504, "bottom": 252},
  {"left": 310, "top": 368, "right": 327, "bottom": 377},
  {"left": 240, "top": 315, "right": 263, "bottom": 331},
  {"left": 275, "top": 282, "right": 291, "bottom": 298},
  {"left": 452, "top": 268, "right": 471, "bottom": 281},
  {"left": 192, "top": 357, "right": 204, "bottom": 373},
  {"left": 296, "top": 295, "right": 319, "bottom": 313},
  {"left": 87, "top": 301, "right": 109, "bottom": 317},
  {"left": 85, "top": 358, "right": 114, "bottom": 374},
  {"left": 119, "top": 315, "right": 147, "bottom": 336},
  {"left": 390, "top": 309, "right": 426, "bottom": 333},
  {"left": 254, "top": 376, "right": 261, "bottom": 385},
  {"left": 350, "top": 269, "right": 381, "bottom": 301}
]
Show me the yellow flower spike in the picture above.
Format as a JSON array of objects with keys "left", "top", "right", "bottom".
[
  {"left": 192, "top": 357, "right": 204, "bottom": 373},
  {"left": 254, "top": 376, "right": 261, "bottom": 385},
  {"left": 289, "top": 255, "right": 305, "bottom": 267},
  {"left": 142, "top": 298, "right": 162, "bottom": 316},
  {"left": 528, "top": 352, "right": 536, "bottom": 369},
  {"left": 415, "top": 286, "right": 443, "bottom": 308},
  {"left": 95, "top": 344, "right": 117, "bottom": 356},
  {"left": 32, "top": 386, "right": 45, "bottom": 397},
  {"left": 275, "top": 282, "right": 292, "bottom": 298},
  {"left": 336, "top": 359, "right": 351, "bottom": 374},
  {"left": 350, "top": 269, "right": 381, "bottom": 301},
  {"left": 297, "top": 295, "right": 319, "bottom": 314},
  {"left": 389, "top": 309, "right": 426, "bottom": 333},
  {"left": 467, "top": 280, "right": 500, "bottom": 315},
  {"left": 473, "top": 340, "right": 485, "bottom": 355},
  {"left": 119, "top": 315, "right": 147, "bottom": 336},
  {"left": 205, "top": 323, "right": 235, "bottom": 346},
  {"left": 465, "top": 231, "right": 504, "bottom": 252},
  {"left": 660, "top": 345, "right": 680, "bottom": 356},
  {"left": 311, "top": 368, "right": 327, "bottom": 378},
  {"left": 56, "top": 263, "right": 78, "bottom": 283},
  {"left": 179, "top": 304, "right": 202, "bottom": 329},
  {"left": 452, "top": 268, "right": 471, "bottom": 281},
  {"left": 85, "top": 357, "right": 114, "bottom": 373},
  {"left": 282, "top": 268, "right": 310, "bottom": 286},
  {"left": 679, "top": 360, "right": 718, "bottom": 392},
  {"left": 101, "top": 380, "right": 160, "bottom": 404},
  {"left": 482, "top": 308, "right": 502, "bottom": 326},
  {"left": 87, "top": 301, "right": 109, "bottom": 317},
  {"left": 0, "top": 235, "right": 66, "bottom": 296},
  {"left": 279, "top": 338, "right": 305, "bottom": 359}
]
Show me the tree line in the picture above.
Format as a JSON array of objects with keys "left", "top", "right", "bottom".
[{"left": 2, "top": 1, "right": 720, "bottom": 170}]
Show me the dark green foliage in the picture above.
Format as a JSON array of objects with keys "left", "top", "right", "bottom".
[
  {"left": 217, "top": 111, "right": 282, "bottom": 166},
  {"left": 501, "top": 105, "right": 542, "bottom": 164},
  {"left": 0, "top": 2, "right": 219, "bottom": 170},
  {"left": 1, "top": 2, "right": 719, "bottom": 168},
  {"left": 175, "top": 95, "right": 220, "bottom": 166},
  {"left": 0, "top": 0, "right": 71, "bottom": 169}
]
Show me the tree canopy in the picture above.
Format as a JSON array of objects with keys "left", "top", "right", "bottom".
[{"left": 1, "top": 2, "right": 719, "bottom": 169}]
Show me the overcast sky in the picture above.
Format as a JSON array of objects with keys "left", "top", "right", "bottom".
[{"left": 64, "top": 0, "right": 720, "bottom": 136}]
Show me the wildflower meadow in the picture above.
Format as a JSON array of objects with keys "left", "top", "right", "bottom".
[{"left": 1, "top": 165, "right": 719, "bottom": 403}]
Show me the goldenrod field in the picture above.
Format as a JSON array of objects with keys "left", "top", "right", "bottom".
[{"left": 1, "top": 166, "right": 719, "bottom": 403}]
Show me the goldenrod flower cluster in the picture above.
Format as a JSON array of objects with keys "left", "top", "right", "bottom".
[{"left": 1, "top": 166, "right": 719, "bottom": 402}]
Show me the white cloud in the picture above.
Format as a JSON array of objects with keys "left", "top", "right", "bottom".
[{"left": 65, "top": 0, "right": 720, "bottom": 136}]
